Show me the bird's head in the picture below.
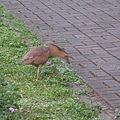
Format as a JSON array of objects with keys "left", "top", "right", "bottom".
[{"left": 49, "top": 44, "right": 70, "bottom": 64}]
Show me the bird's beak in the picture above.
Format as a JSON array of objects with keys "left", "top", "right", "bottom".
[
  {"left": 67, "top": 59, "right": 70, "bottom": 64},
  {"left": 65, "top": 56, "right": 70, "bottom": 64}
]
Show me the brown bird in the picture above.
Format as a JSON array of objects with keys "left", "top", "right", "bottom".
[{"left": 22, "top": 44, "right": 70, "bottom": 81}]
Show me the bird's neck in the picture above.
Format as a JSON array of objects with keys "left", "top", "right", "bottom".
[
  {"left": 48, "top": 46, "right": 62, "bottom": 58},
  {"left": 49, "top": 50, "right": 58, "bottom": 58}
]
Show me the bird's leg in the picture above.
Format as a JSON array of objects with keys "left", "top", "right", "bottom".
[{"left": 36, "top": 65, "right": 41, "bottom": 82}]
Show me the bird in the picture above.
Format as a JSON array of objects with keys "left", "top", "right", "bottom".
[{"left": 22, "top": 44, "right": 70, "bottom": 81}]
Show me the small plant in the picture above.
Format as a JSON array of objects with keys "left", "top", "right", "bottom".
[
  {"left": 77, "top": 90, "right": 90, "bottom": 95},
  {"left": 115, "top": 110, "right": 120, "bottom": 119}
]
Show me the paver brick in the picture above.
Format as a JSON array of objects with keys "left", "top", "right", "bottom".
[
  {"left": 88, "top": 82, "right": 108, "bottom": 89},
  {"left": 104, "top": 80, "right": 120, "bottom": 87},
  {"left": 100, "top": 94, "right": 120, "bottom": 101},
  {"left": 97, "top": 87, "right": 120, "bottom": 95}
]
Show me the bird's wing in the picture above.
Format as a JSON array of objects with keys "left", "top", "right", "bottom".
[{"left": 23, "top": 46, "right": 49, "bottom": 62}]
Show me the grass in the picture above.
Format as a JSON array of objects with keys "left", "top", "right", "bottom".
[{"left": 0, "top": 3, "right": 101, "bottom": 120}]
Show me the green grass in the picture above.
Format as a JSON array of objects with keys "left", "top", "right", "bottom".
[{"left": 0, "top": 3, "right": 100, "bottom": 120}]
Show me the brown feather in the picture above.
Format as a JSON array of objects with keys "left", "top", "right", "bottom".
[
  {"left": 22, "top": 44, "right": 70, "bottom": 81},
  {"left": 22, "top": 46, "right": 50, "bottom": 66}
]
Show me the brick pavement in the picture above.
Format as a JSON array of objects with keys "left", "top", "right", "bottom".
[{"left": 1, "top": 0, "right": 120, "bottom": 110}]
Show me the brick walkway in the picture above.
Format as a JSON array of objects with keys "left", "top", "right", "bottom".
[{"left": 1, "top": 0, "right": 120, "bottom": 110}]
